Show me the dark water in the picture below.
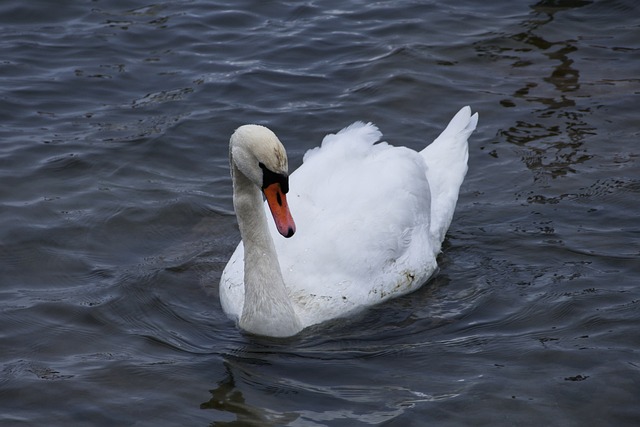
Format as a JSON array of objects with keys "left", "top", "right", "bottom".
[{"left": 1, "top": 0, "right": 639, "bottom": 425}]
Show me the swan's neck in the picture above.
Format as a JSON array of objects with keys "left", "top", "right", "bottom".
[{"left": 231, "top": 162, "right": 302, "bottom": 337}]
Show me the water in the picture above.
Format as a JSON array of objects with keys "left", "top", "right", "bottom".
[{"left": 1, "top": 0, "right": 639, "bottom": 425}]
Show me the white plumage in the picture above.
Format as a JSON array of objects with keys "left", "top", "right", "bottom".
[{"left": 220, "top": 106, "right": 478, "bottom": 337}]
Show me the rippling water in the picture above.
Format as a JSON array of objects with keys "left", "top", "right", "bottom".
[{"left": 1, "top": 0, "right": 639, "bottom": 425}]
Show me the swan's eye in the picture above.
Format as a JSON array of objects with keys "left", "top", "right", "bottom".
[{"left": 259, "top": 162, "right": 289, "bottom": 193}]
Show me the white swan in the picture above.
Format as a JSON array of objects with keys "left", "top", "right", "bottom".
[{"left": 220, "top": 106, "right": 478, "bottom": 337}]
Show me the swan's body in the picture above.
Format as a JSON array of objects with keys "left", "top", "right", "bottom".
[{"left": 220, "top": 106, "right": 478, "bottom": 337}]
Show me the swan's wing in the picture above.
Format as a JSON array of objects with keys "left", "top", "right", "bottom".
[
  {"left": 421, "top": 106, "right": 478, "bottom": 244},
  {"left": 271, "top": 123, "right": 436, "bottom": 324}
]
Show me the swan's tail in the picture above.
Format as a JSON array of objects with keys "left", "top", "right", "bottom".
[{"left": 420, "top": 106, "right": 478, "bottom": 245}]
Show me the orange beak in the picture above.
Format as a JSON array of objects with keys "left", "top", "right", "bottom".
[{"left": 263, "top": 183, "right": 296, "bottom": 238}]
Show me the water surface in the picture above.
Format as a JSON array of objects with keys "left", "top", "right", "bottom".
[{"left": 1, "top": 0, "right": 639, "bottom": 425}]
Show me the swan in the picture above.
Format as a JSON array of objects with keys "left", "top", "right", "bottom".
[{"left": 220, "top": 106, "right": 478, "bottom": 337}]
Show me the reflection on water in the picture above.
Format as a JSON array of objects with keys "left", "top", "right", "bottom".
[
  {"left": 201, "top": 360, "right": 300, "bottom": 426},
  {"left": 480, "top": 0, "right": 598, "bottom": 182},
  {"left": 202, "top": 343, "right": 462, "bottom": 426}
]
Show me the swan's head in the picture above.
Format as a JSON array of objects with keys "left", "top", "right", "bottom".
[{"left": 230, "top": 124, "right": 296, "bottom": 238}]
